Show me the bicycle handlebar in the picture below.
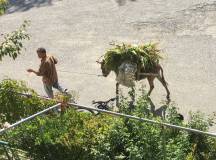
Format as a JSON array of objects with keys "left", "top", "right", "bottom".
[{"left": 92, "top": 97, "right": 116, "bottom": 105}]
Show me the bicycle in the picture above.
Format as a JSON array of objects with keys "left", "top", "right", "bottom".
[
  {"left": 92, "top": 97, "right": 116, "bottom": 111},
  {"left": 75, "top": 98, "right": 116, "bottom": 115}
]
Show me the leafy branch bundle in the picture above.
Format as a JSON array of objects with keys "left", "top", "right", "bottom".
[{"left": 103, "top": 43, "right": 162, "bottom": 73}]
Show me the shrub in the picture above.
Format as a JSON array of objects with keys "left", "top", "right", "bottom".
[
  {"left": 3, "top": 109, "right": 117, "bottom": 160},
  {"left": 0, "top": 79, "right": 55, "bottom": 123},
  {"left": 1, "top": 79, "right": 216, "bottom": 160}
]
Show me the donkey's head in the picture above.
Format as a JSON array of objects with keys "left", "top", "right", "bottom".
[{"left": 97, "top": 59, "right": 111, "bottom": 77}]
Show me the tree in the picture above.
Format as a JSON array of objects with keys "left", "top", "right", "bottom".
[
  {"left": 0, "top": 20, "right": 30, "bottom": 60},
  {"left": 0, "top": 0, "right": 8, "bottom": 15}
]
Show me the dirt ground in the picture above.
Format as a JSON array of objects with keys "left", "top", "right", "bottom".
[{"left": 1, "top": 0, "right": 216, "bottom": 121}]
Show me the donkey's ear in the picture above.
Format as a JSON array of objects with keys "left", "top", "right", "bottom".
[
  {"left": 96, "top": 55, "right": 104, "bottom": 64},
  {"left": 96, "top": 60, "right": 102, "bottom": 64}
]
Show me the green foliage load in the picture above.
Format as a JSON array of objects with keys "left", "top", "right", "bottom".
[
  {"left": 0, "top": 20, "right": 30, "bottom": 61},
  {"left": 1, "top": 79, "right": 216, "bottom": 159},
  {"left": 103, "top": 43, "right": 162, "bottom": 73},
  {"left": 0, "top": 0, "right": 8, "bottom": 15}
]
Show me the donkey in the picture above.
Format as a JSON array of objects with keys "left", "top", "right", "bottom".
[{"left": 97, "top": 60, "right": 170, "bottom": 100}]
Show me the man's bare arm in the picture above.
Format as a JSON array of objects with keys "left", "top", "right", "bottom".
[{"left": 27, "top": 69, "right": 41, "bottom": 76}]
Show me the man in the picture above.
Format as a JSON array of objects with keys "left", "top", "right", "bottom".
[{"left": 27, "top": 47, "right": 66, "bottom": 98}]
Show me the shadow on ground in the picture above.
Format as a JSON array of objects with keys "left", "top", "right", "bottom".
[
  {"left": 115, "top": 0, "right": 137, "bottom": 6},
  {"left": 7, "top": 0, "right": 55, "bottom": 13},
  {"left": 148, "top": 97, "right": 184, "bottom": 121},
  {"left": 148, "top": 97, "right": 168, "bottom": 118}
]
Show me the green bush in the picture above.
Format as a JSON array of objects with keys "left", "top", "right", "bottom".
[
  {"left": 1, "top": 79, "right": 216, "bottom": 160},
  {"left": 4, "top": 110, "right": 116, "bottom": 160},
  {"left": 0, "top": 79, "right": 55, "bottom": 123}
]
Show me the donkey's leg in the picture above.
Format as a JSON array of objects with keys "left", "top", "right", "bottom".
[
  {"left": 116, "top": 82, "right": 120, "bottom": 107},
  {"left": 157, "top": 76, "right": 170, "bottom": 100},
  {"left": 129, "top": 86, "right": 135, "bottom": 109},
  {"left": 147, "top": 76, "right": 155, "bottom": 96},
  {"left": 131, "top": 86, "right": 135, "bottom": 103}
]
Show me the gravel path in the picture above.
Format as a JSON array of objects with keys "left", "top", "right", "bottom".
[{"left": 0, "top": 0, "right": 216, "bottom": 119}]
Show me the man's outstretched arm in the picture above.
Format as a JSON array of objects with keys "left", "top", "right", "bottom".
[
  {"left": 27, "top": 69, "right": 41, "bottom": 76},
  {"left": 27, "top": 61, "right": 48, "bottom": 76}
]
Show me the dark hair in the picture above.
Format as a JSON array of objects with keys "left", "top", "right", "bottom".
[{"left": 37, "top": 47, "right": 46, "bottom": 54}]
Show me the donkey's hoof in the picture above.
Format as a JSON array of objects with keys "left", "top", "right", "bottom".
[{"left": 146, "top": 94, "right": 151, "bottom": 100}]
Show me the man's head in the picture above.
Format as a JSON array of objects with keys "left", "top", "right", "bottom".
[{"left": 37, "top": 47, "right": 46, "bottom": 59}]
